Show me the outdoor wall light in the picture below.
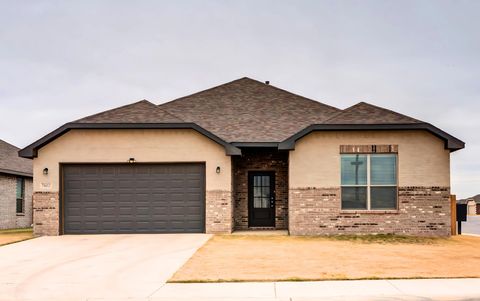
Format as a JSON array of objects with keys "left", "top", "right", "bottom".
[
  {"left": 216, "top": 166, "right": 221, "bottom": 174},
  {"left": 128, "top": 158, "right": 136, "bottom": 164},
  {"left": 43, "top": 168, "right": 48, "bottom": 175}
]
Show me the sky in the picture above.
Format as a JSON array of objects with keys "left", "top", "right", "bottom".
[{"left": 0, "top": 0, "right": 478, "bottom": 199}]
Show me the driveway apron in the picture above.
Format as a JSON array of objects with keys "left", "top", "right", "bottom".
[{"left": 0, "top": 234, "right": 210, "bottom": 300}]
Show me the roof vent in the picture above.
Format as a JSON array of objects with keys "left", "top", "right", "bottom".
[{"left": 265, "top": 81, "right": 270, "bottom": 85}]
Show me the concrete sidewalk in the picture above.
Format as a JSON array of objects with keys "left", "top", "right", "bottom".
[{"left": 111, "top": 278, "right": 479, "bottom": 301}]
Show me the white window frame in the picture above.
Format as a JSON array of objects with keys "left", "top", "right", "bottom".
[{"left": 341, "top": 154, "right": 398, "bottom": 210}]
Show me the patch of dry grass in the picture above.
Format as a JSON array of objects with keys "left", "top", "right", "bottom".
[
  {"left": 170, "top": 234, "right": 480, "bottom": 282},
  {"left": 0, "top": 228, "right": 34, "bottom": 246}
]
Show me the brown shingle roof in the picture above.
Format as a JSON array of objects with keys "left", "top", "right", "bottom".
[
  {"left": 0, "top": 139, "right": 32, "bottom": 177},
  {"left": 324, "top": 102, "right": 422, "bottom": 124},
  {"left": 73, "top": 80, "right": 427, "bottom": 142},
  {"left": 75, "top": 100, "right": 183, "bottom": 123},
  {"left": 159, "top": 77, "right": 341, "bottom": 142},
  {"left": 18, "top": 77, "right": 465, "bottom": 158}
]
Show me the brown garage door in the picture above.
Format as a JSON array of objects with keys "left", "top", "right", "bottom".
[{"left": 62, "top": 163, "right": 205, "bottom": 234}]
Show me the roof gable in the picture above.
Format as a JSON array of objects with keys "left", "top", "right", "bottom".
[
  {"left": 0, "top": 139, "right": 32, "bottom": 176},
  {"left": 159, "top": 77, "right": 341, "bottom": 142},
  {"left": 324, "top": 102, "right": 421, "bottom": 124},
  {"left": 76, "top": 100, "right": 183, "bottom": 123}
]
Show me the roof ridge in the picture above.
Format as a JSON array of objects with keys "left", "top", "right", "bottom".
[
  {"left": 159, "top": 77, "right": 341, "bottom": 113},
  {"left": 158, "top": 77, "right": 250, "bottom": 107},
  {"left": 324, "top": 101, "right": 423, "bottom": 123},
  {"left": 357, "top": 101, "right": 423, "bottom": 123},
  {"left": 322, "top": 102, "right": 365, "bottom": 123},
  {"left": 0, "top": 139, "right": 19, "bottom": 150},
  {"left": 74, "top": 100, "right": 157, "bottom": 123},
  {"left": 253, "top": 79, "right": 341, "bottom": 112},
  {"left": 155, "top": 105, "right": 184, "bottom": 122}
]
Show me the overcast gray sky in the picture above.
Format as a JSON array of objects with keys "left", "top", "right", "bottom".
[{"left": 1, "top": 0, "right": 478, "bottom": 198}]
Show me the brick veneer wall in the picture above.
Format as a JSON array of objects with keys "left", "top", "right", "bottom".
[
  {"left": 206, "top": 190, "right": 233, "bottom": 233},
  {"left": 232, "top": 148, "right": 288, "bottom": 230},
  {"left": 33, "top": 192, "right": 59, "bottom": 236},
  {"left": 0, "top": 174, "right": 33, "bottom": 229},
  {"left": 289, "top": 186, "right": 451, "bottom": 236}
]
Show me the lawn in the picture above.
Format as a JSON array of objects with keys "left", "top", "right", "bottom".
[
  {"left": 0, "top": 228, "right": 34, "bottom": 246},
  {"left": 170, "top": 234, "right": 480, "bottom": 282}
]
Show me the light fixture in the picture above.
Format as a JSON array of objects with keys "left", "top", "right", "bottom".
[
  {"left": 216, "top": 166, "right": 221, "bottom": 174},
  {"left": 43, "top": 168, "right": 48, "bottom": 175},
  {"left": 128, "top": 158, "right": 136, "bottom": 164}
]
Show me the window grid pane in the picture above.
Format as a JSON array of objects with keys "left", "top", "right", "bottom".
[
  {"left": 370, "top": 186, "right": 397, "bottom": 209},
  {"left": 341, "top": 155, "right": 367, "bottom": 185},
  {"left": 16, "top": 178, "right": 24, "bottom": 199},
  {"left": 341, "top": 187, "right": 367, "bottom": 209},
  {"left": 371, "top": 155, "right": 397, "bottom": 185},
  {"left": 16, "top": 199, "right": 24, "bottom": 213}
]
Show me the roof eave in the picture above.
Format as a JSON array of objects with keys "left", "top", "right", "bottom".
[
  {"left": 0, "top": 168, "right": 33, "bottom": 178},
  {"left": 19, "top": 122, "right": 242, "bottom": 158},
  {"left": 278, "top": 123, "right": 465, "bottom": 152},
  {"left": 230, "top": 142, "right": 280, "bottom": 148}
]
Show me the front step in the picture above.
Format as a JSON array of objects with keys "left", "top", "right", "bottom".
[{"left": 231, "top": 229, "right": 289, "bottom": 236}]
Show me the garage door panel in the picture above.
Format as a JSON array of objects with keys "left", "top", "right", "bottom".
[
  {"left": 63, "top": 163, "right": 205, "bottom": 234},
  {"left": 100, "top": 180, "right": 115, "bottom": 188}
]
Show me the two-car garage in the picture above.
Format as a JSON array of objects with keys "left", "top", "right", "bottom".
[{"left": 62, "top": 163, "right": 205, "bottom": 234}]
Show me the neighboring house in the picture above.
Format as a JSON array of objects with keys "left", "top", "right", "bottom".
[
  {"left": 0, "top": 139, "right": 33, "bottom": 229},
  {"left": 466, "top": 200, "right": 477, "bottom": 215},
  {"left": 19, "top": 78, "right": 464, "bottom": 236},
  {"left": 458, "top": 195, "right": 480, "bottom": 215}
]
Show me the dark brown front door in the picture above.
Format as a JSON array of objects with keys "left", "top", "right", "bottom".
[{"left": 248, "top": 171, "right": 275, "bottom": 227}]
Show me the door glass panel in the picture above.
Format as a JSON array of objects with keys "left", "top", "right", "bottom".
[
  {"left": 253, "top": 175, "right": 270, "bottom": 208},
  {"left": 254, "top": 197, "right": 262, "bottom": 208},
  {"left": 254, "top": 187, "right": 262, "bottom": 198},
  {"left": 262, "top": 176, "right": 269, "bottom": 187},
  {"left": 261, "top": 186, "right": 269, "bottom": 197}
]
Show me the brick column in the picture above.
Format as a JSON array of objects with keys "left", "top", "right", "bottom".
[
  {"left": 33, "top": 192, "right": 59, "bottom": 236},
  {"left": 206, "top": 190, "right": 233, "bottom": 233}
]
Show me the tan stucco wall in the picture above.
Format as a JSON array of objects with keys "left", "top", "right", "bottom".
[
  {"left": 289, "top": 130, "right": 450, "bottom": 188},
  {"left": 33, "top": 129, "right": 231, "bottom": 192}
]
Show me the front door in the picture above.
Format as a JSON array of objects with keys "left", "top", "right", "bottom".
[{"left": 248, "top": 171, "right": 275, "bottom": 227}]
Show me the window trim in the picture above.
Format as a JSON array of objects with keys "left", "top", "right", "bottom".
[
  {"left": 16, "top": 177, "right": 25, "bottom": 215},
  {"left": 340, "top": 154, "right": 398, "bottom": 211}
]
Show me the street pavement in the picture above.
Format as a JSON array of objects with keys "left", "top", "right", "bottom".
[{"left": 462, "top": 215, "right": 480, "bottom": 235}]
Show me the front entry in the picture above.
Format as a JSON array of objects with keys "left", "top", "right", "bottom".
[{"left": 248, "top": 171, "right": 275, "bottom": 227}]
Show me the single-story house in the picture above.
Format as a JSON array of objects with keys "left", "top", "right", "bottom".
[
  {"left": 1, "top": 139, "right": 33, "bottom": 229},
  {"left": 19, "top": 77, "right": 464, "bottom": 236},
  {"left": 458, "top": 195, "right": 479, "bottom": 215}
]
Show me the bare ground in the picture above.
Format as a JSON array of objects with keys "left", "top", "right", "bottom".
[
  {"left": 170, "top": 234, "right": 480, "bottom": 282},
  {"left": 0, "top": 228, "right": 34, "bottom": 246}
]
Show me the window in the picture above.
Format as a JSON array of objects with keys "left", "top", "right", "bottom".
[
  {"left": 16, "top": 177, "right": 25, "bottom": 214},
  {"left": 341, "top": 154, "right": 397, "bottom": 210}
]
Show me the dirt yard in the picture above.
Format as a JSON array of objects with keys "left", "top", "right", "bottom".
[
  {"left": 170, "top": 234, "right": 480, "bottom": 282},
  {"left": 0, "top": 228, "right": 34, "bottom": 246}
]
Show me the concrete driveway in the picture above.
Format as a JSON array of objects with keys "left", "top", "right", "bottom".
[{"left": 0, "top": 234, "right": 210, "bottom": 301}]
